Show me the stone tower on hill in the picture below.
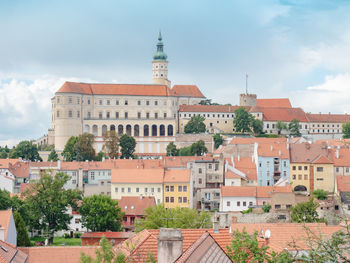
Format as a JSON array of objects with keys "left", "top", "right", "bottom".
[
  {"left": 152, "top": 32, "right": 171, "bottom": 88},
  {"left": 239, "top": 93, "right": 257, "bottom": 107}
]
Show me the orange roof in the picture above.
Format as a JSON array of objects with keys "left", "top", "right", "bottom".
[
  {"left": 256, "top": 98, "right": 292, "bottom": 108},
  {"left": 229, "top": 137, "right": 287, "bottom": 145},
  {"left": 336, "top": 176, "right": 350, "bottom": 192},
  {"left": 111, "top": 168, "right": 164, "bottom": 184},
  {"left": 256, "top": 186, "right": 293, "bottom": 198},
  {"left": 230, "top": 223, "right": 343, "bottom": 252},
  {"left": 118, "top": 196, "right": 156, "bottom": 216},
  {"left": 316, "top": 139, "right": 350, "bottom": 147},
  {"left": 0, "top": 210, "right": 12, "bottom": 240},
  {"left": 0, "top": 240, "right": 27, "bottom": 263},
  {"left": 231, "top": 157, "right": 257, "bottom": 181},
  {"left": 81, "top": 232, "right": 133, "bottom": 239},
  {"left": 0, "top": 159, "right": 20, "bottom": 169},
  {"left": 179, "top": 104, "right": 248, "bottom": 113},
  {"left": 221, "top": 186, "right": 257, "bottom": 197},
  {"left": 290, "top": 143, "right": 333, "bottom": 163},
  {"left": 29, "top": 162, "right": 58, "bottom": 168},
  {"left": 312, "top": 154, "right": 333, "bottom": 164},
  {"left": 225, "top": 170, "right": 243, "bottom": 179},
  {"left": 307, "top": 113, "right": 350, "bottom": 123},
  {"left": 172, "top": 85, "right": 205, "bottom": 98},
  {"left": 19, "top": 246, "right": 97, "bottom": 263},
  {"left": 332, "top": 148, "right": 350, "bottom": 167},
  {"left": 257, "top": 141, "right": 289, "bottom": 159},
  {"left": 164, "top": 169, "right": 191, "bottom": 183},
  {"left": 8, "top": 162, "right": 29, "bottom": 178},
  {"left": 261, "top": 107, "right": 308, "bottom": 122},
  {"left": 57, "top": 81, "right": 175, "bottom": 97},
  {"left": 118, "top": 228, "right": 232, "bottom": 262}
]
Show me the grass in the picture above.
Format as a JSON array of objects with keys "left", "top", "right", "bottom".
[{"left": 30, "top": 236, "right": 81, "bottom": 246}]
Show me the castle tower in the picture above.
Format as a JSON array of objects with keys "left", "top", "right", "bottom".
[
  {"left": 239, "top": 93, "right": 257, "bottom": 107},
  {"left": 152, "top": 32, "right": 171, "bottom": 87}
]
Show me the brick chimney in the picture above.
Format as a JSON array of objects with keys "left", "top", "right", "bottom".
[{"left": 158, "top": 228, "right": 183, "bottom": 263}]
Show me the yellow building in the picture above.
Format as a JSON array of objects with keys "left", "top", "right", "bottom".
[
  {"left": 290, "top": 163, "right": 311, "bottom": 192},
  {"left": 163, "top": 169, "right": 192, "bottom": 209},
  {"left": 111, "top": 168, "right": 164, "bottom": 204}
]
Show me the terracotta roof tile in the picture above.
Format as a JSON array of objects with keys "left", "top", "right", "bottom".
[
  {"left": 261, "top": 107, "right": 308, "bottom": 122},
  {"left": 179, "top": 105, "right": 249, "bottom": 113},
  {"left": 81, "top": 232, "right": 133, "bottom": 239},
  {"left": 29, "top": 162, "right": 58, "bottom": 168},
  {"left": 0, "top": 240, "right": 27, "bottom": 263},
  {"left": 111, "top": 168, "right": 164, "bottom": 184},
  {"left": 336, "top": 176, "right": 350, "bottom": 192},
  {"left": 257, "top": 141, "right": 289, "bottom": 159},
  {"left": 164, "top": 169, "right": 191, "bottom": 183},
  {"left": 256, "top": 186, "right": 293, "bottom": 198},
  {"left": 290, "top": 143, "right": 333, "bottom": 163},
  {"left": 8, "top": 162, "right": 29, "bottom": 178},
  {"left": 0, "top": 159, "right": 20, "bottom": 169},
  {"left": 221, "top": 186, "right": 257, "bottom": 197},
  {"left": 229, "top": 137, "right": 287, "bottom": 145},
  {"left": 57, "top": 82, "right": 175, "bottom": 97},
  {"left": 256, "top": 98, "right": 292, "bottom": 108},
  {"left": 230, "top": 157, "right": 257, "bottom": 181},
  {"left": 307, "top": 113, "right": 350, "bottom": 123},
  {"left": 172, "top": 85, "right": 205, "bottom": 98},
  {"left": 332, "top": 148, "right": 350, "bottom": 167},
  {"left": 312, "top": 154, "right": 333, "bottom": 164},
  {"left": 0, "top": 210, "right": 12, "bottom": 240},
  {"left": 118, "top": 196, "right": 156, "bottom": 216}
]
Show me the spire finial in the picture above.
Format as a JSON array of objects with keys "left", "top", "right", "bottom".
[{"left": 158, "top": 30, "right": 162, "bottom": 41}]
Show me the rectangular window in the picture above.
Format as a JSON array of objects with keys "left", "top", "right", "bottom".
[
  {"left": 99, "top": 112, "right": 102, "bottom": 119},
  {"left": 227, "top": 201, "right": 231, "bottom": 206},
  {"left": 146, "top": 101, "right": 150, "bottom": 105},
  {"left": 298, "top": 166, "right": 302, "bottom": 170},
  {"left": 164, "top": 113, "right": 167, "bottom": 118},
  {"left": 146, "top": 112, "right": 150, "bottom": 119},
  {"left": 106, "top": 112, "right": 110, "bottom": 119},
  {"left": 68, "top": 97, "right": 73, "bottom": 104},
  {"left": 304, "top": 174, "right": 308, "bottom": 180},
  {"left": 121, "top": 188, "right": 125, "bottom": 193},
  {"left": 178, "top": 186, "right": 182, "bottom": 192},
  {"left": 215, "top": 163, "right": 219, "bottom": 171},
  {"left": 116, "top": 100, "right": 119, "bottom": 105},
  {"left": 125, "top": 112, "right": 128, "bottom": 119},
  {"left": 72, "top": 180, "right": 76, "bottom": 184},
  {"left": 115, "top": 187, "right": 118, "bottom": 192},
  {"left": 68, "top": 110, "right": 72, "bottom": 118},
  {"left": 151, "top": 188, "right": 154, "bottom": 193},
  {"left": 298, "top": 174, "right": 302, "bottom": 180},
  {"left": 77, "top": 98, "right": 80, "bottom": 104},
  {"left": 137, "top": 100, "right": 141, "bottom": 105},
  {"left": 115, "top": 112, "right": 119, "bottom": 118},
  {"left": 145, "top": 187, "right": 148, "bottom": 193},
  {"left": 275, "top": 205, "right": 281, "bottom": 209},
  {"left": 178, "top": 197, "right": 182, "bottom": 203},
  {"left": 136, "top": 188, "right": 139, "bottom": 193},
  {"left": 183, "top": 197, "right": 188, "bottom": 203},
  {"left": 99, "top": 99, "right": 102, "bottom": 105},
  {"left": 87, "top": 112, "right": 91, "bottom": 118},
  {"left": 183, "top": 186, "right": 187, "bottom": 192},
  {"left": 158, "top": 188, "right": 161, "bottom": 193},
  {"left": 198, "top": 178, "right": 202, "bottom": 184},
  {"left": 107, "top": 100, "right": 110, "bottom": 105},
  {"left": 170, "top": 186, "right": 174, "bottom": 192},
  {"left": 292, "top": 166, "right": 296, "bottom": 170},
  {"left": 155, "top": 113, "right": 158, "bottom": 119},
  {"left": 317, "top": 178, "right": 324, "bottom": 181},
  {"left": 199, "top": 168, "right": 202, "bottom": 174},
  {"left": 165, "top": 186, "right": 169, "bottom": 192},
  {"left": 170, "top": 197, "right": 174, "bottom": 203},
  {"left": 155, "top": 101, "right": 158, "bottom": 106},
  {"left": 304, "top": 166, "right": 308, "bottom": 170},
  {"left": 138, "top": 112, "right": 141, "bottom": 119},
  {"left": 249, "top": 202, "right": 253, "bottom": 206},
  {"left": 125, "top": 100, "right": 128, "bottom": 105},
  {"left": 209, "top": 164, "right": 212, "bottom": 169},
  {"left": 88, "top": 99, "right": 90, "bottom": 105},
  {"left": 317, "top": 167, "right": 324, "bottom": 172},
  {"left": 243, "top": 201, "right": 247, "bottom": 206},
  {"left": 165, "top": 197, "right": 169, "bottom": 203},
  {"left": 128, "top": 187, "right": 131, "bottom": 193},
  {"left": 293, "top": 174, "right": 296, "bottom": 180},
  {"left": 237, "top": 201, "right": 240, "bottom": 206},
  {"left": 57, "top": 111, "right": 60, "bottom": 117}
]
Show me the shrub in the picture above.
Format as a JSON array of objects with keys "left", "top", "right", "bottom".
[
  {"left": 241, "top": 208, "right": 253, "bottom": 214},
  {"left": 74, "top": 232, "right": 82, "bottom": 238},
  {"left": 313, "top": 189, "right": 328, "bottom": 200},
  {"left": 64, "top": 233, "right": 71, "bottom": 239},
  {"left": 262, "top": 204, "right": 271, "bottom": 213}
]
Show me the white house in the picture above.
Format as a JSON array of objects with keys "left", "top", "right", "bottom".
[{"left": 220, "top": 186, "right": 257, "bottom": 212}]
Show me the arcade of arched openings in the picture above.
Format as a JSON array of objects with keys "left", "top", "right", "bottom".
[{"left": 84, "top": 123, "right": 174, "bottom": 137}]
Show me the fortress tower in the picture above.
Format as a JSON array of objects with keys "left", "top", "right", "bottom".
[{"left": 152, "top": 32, "right": 171, "bottom": 88}]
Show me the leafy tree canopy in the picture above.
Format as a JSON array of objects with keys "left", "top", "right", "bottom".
[
  {"left": 48, "top": 149, "right": 59, "bottom": 161},
  {"left": 13, "top": 211, "right": 31, "bottom": 247},
  {"left": 62, "top": 136, "right": 78, "bottom": 161},
  {"left": 184, "top": 115, "right": 206, "bottom": 134},
  {"left": 251, "top": 118, "right": 264, "bottom": 136},
  {"left": 103, "top": 130, "right": 120, "bottom": 159},
  {"left": 80, "top": 195, "right": 123, "bottom": 232},
  {"left": 75, "top": 133, "right": 96, "bottom": 161},
  {"left": 233, "top": 108, "right": 253, "bottom": 133},
  {"left": 166, "top": 142, "right": 179, "bottom": 156},
  {"left": 213, "top": 134, "right": 223, "bottom": 149},
  {"left": 119, "top": 134, "right": 136, "bottom": 159},
  {"left": 190, "top": 140, "right": 208, "bottom": 156},
  {"left": 290, "top": 198, "right": 321, "bottom": 223},
  {"left": 9, "top": 141, "right": 42, "bottom": 161},
  {"left": 312, "top": 189, "right": 328, "bottom": 200},
  {"left": 288, "top": 118, "right": 301, "bottom": 137},
  {"left": 0, "top": 189, "right": 12, "bottom": 210},
  {"left": 342, "top": 122, "right": 350, "bottom": 139}
]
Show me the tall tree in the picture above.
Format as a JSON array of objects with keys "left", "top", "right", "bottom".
[
  {"left": 62, "top": 136, "right": 78, "bottom": 161},
  {"left": 288, "top": 118, "right": 301, "bottom": 137},
  {"left": 0, "top": 189, "right": 12, "bottom": 210},
  {"left": 233, "top": 108, "right": 253, "bottom": 133},
  {"left": 75, "top": 133, "right": 96, "bottom": 161},
  {"left": 48, "top": 149, "right": 59, "bottom": 161},
  {"left": 342, "top": 122, "right": 350, "bottom": 139},
  {"left": 103, "top": 130, "right": 120, "bottom": 159},
  {"left": 23, "top": 172, "right": 82, "bottom": 244},
  {"left": 213, "top": 134, "right": 223, "bottom": 149},
  {"left": 166, "top": 142, "right": 179, "bottom": 156},
  {"left": 276, "top": 121, "right": 288, "bottom": 135},
  {"left": 9, "top": 141, "right": 42, "bottom": 161},
  {"left": 290, "top": 198, "right": 320, "bottom": 223},
  {"left": 251, "top": 118, "right": 264, "bottom": 135},
  {"left": 13, "top": 211, "right": 31, "bottom": 247},
  {"left": 184, "top": 115, "right": 206, "bottom": 133},
  {"left": 80, "top": 195, "right": 123, "bottom": 232},
  {"left": 190, "top": 140, "right": 208, "bottom": 156},
  {"left": 119, "top": 134, "right": 136, "bottom": 159}
]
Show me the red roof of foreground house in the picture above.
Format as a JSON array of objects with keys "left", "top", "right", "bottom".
[
  {"left": 256, "top": 186, "right": 293, "bottom": 198},
  {"left": 221, "top": 186, "right": 257, "bottom": 197},
  {"left": 336, "top": 176, "right": 350, "bottom": 192},
  {"left": 111, "top": 168, "right": 164, "bottom": 184},
  {"left": 179, "top": 104, "right": 248, "bottom": 113},
  {"left": 0, "top": 240, "right": 28, "bottom": 263},
  {"left": 115, "top": 228, "right": 232, "bottom": 263},
  {"left": 57, "top": 82, "right": 175, "bottom": 97},
  {"left": 8, "top": 162, "right": 29, "bottom": 178},
  {"left": 0, "top": 210, "right": 12, "bottom": 241},
  {"left": 0, "top": 159, "right": 20, "bottom": 169},
  {"left": 261, "top": 107, "right": 308, "bottom": 122},
  {"left": 81, "top": 232, "right": 134, "bottom": 239},
  {"left": 118, "top": 196, "right": 156, "bottom": 216},
  {"left": 230, "top": 223, "right": 343, "bottom": 252},
  {"left": 172, "top": 85, "right": 205, "bottom": 98},
  {"left": 332, "top": 148, "right": 350, "bottom": 167},
  {"left": 18, "top": 246, "right": 97, "bottom": 263},
  {"left": 306, "top": 113, "right": 350, "bottom": 123},
  {"left": 256, "top": 98, "right": 292, "bottom": 108}
]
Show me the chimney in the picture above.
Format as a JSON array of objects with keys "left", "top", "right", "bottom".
[
  {"left": 57, "top": 160, "right": 61, "bottom": 170},
  {"left": 336, "top": 148, "right": 339, "bottom": 159},
  {"left": 158, "top": 228, "right": 183, "bottom": 263},
  {"left": 0, "top": 226, "right": 5, "bottom": 241}
]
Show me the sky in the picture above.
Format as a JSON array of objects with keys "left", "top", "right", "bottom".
[{"left": 1, "top": 0, "right": 350, "bottom": 146}]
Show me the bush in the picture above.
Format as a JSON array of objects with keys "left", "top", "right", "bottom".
[
  {"left": 64, "top": 233, "right": 71, "bottom": 239},
  {"left": 241, "top": 208, "right": 253, "bottom": 214},
  {"left": 262, "top": 204, "right": 271, "bottom": 213},
  {"left": 74, "top": 232, "right": 82, "bottom": 238},
  {"left": 313, "top": 189, "right": 328, "bottom": 200}
]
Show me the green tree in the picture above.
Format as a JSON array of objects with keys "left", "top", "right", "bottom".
[
  {"left": 13, "top": 211, "right": 31, "bottom": 247},
  {"left": 312, "top": 189, "right": 328, "bottom": 200},
  {"left": 233, "top": 108, "right": 253, "bottom": 133},
  {"left": 75, "top": 133, "right": 96, "bottom": 161},
  {"left": 276, "top": 121, "right": 288, "bottom": 135},
  {"left": 288, "top": 118, "right": 301, "bottom": 137},
  {"left": 95, "top": 151, "right": 106, "bottom": 161},
  {"left": 213, "top": 134, "right": 223, "bottom": 149},
  {"left": 0, "top": 189, "right": 12, "bottom": 210},
  {"left": 80, "top": 195, "right": 123, "bottom": 232},
  {"left": 179, "top": 146, "right": 192, "bottom": 156},
  {"left": 251, "top": 118, "right": 264, "bottom": 135},
  {"left": 9, "top": 141, "right": 42, "bottom": 161},
  {"left": 119, "top": 134, "right": 136, "bottom": 159},
  {"left": 262, "top": 204, "right": 271, "bottom": 213},
  {"left": 342, "top": 122, "right": 350, "bottom": 139},
  {"left": 23, "top": 172, "right": 82, "bottom": 244},
  {"left": 103, "top": 130, "right": 120, "bottom": 159},
  {"left": 80, "top": 236, "right": 127, "bottom": 263},
  {"left": 184, "top": 115, "right": 206, "bottom": 133},
  {"left": 62, "top": 136, "right": 78, "bottom": 161},
  {"left": 135, "top": 204, "right": 211, "bottom": 231},
  {"left": 48, "top": 149, "right": 59, "bottom": 161},
  {"left": 190, "top": 140, "right": 208, "bottom": 156},
  {"left": 291, "top": 198, "right": 320, "bottom": 223},
  {"left": 166, "top": 142, "right": 179, "bottom": 156},
  {"left": 0, "top": 148, "right": 8, "bottom": 159}
]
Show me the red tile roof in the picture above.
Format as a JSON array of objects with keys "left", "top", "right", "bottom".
[
  {"left": 81, "top": 232, "right": 133, "bottom": 239},
  {"left": 111, "top": 168, "right": 164, "bottom": 184},
  {"left": 333, "top": 148, "right": 350, "bottom": 167},
  {"left": 256, "top": 98, "right": 292, "bottom": 108},
  {"left": 179, "top": 104, "right": 248, "bottom": 113},
  {"left": 0, "top": 240, "right": 27, "bottom": 263},
  {"left": 230, "top": 157, "right": 257, "bottom": 181},
  {"left": 8, "top": 162, "right": 29, "bottom": 178},
  {"left": 172, "top": 85, "right": 205, "bottom": 98},
  {"left": 229, "top": 137, "right": 287, "bottom": 145},
  {"left": 256, "top": 186, "right": 293, "bottom": 198},
  {"left": 257, "top": 141, "right": 289, "bottom": 159},
  {"left": 261, "top": 107, "right": 308, "bottom": 122},
  {"left": 164, "top": 169, "right": 191, "bottom": 183},
  {"left": 306, "top": 113, "right": 350, "bottom": 123},
  {"left": 312, "top": 154, "right": 333, "bottom": 164},
  {"left": 57, "top": 82, "right": 175, "bottom": 97},
  {"left": 118, "top": 196, "right": 156, "bottom": 216},
  {"left": 0, "top": 159, "right": 20, "bottom": 169},
  {"left": 336, "top": 176, "right": 350, "bottom": 192},
  {"left": 290, "top": 143, "right": 333, "bottom": 163},
  {"left": 0, "top": 210, "right": 12, "bottom": 240},
  {"left": 221, "top": 186, "right": 257, "bottom": 197},
  {"left": 19, "top": 183, "right": 29, "bottom": 194}
]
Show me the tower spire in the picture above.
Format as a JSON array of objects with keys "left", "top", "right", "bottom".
[{"left": 152, "top": 32, "right": 170, "bottom": 87}]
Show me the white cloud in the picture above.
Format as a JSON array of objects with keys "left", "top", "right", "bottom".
[{"left": 292, "top": 73, "right": 350, "bottom": 114}]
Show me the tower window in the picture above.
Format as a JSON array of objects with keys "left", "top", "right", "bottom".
[
  {"left": 161, "top": 74, "right": 163, "bottom": 77},
  {"left": 68, "top": 110, "right": 72, "bottom": 118},
  {"left": 88, "top": 99, "right": 90, "bottom": 105},
  {"left": 138, "top": 100, "right": 141, "bottom": 105},
  {"left": 125, "top": 100, "right": 128, "bottom": 105},
  {"left": 107, "top": 100, "right": 110, "bottom": 105},
  {"left": 155, "top": 101, "right": 158, "bottom": 106},
  {"left": 116, "top": 100, "right": 119, "bottom": 105},
  {"left": 125, "top": 112, "right": 128, "bottom": 119},
  {"left": 146, "top": 101, "right": 150, "bottom": 106},
  {"left": 99, "top": 100, "right": 102, "bottom": 105}
]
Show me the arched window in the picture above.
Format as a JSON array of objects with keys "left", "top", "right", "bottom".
[
  {"left": 152, "top": 125, "right": 157, "bottom": 136},
  {"left": 167, "top": 125, "right": 174, "bottom": 136},
  {"left": 144, "top": 125, "right": 149, "bottom": 137},
  {"left": 160, "top": 125, "right": 165, "bottom": 136},
  {"left": 92, "top": 125, "right": 98, "bottom": 136},
  {"left": 134, "top": 125, "right": 140, "bottom": 137},
  {"left": 110, "top": 125, "right": 115, "bottom": 131},
  {"left": 126, "top": 125, "right": 132, "bottom": 136},
  {"left": 102, "top": 125, "right": 107, "bottom": 136},
  {"left": 294, "top": 185, "right": 307, "bottom": 192},
  {"left": 84, "top": 124, "right": 90, "bottom": 133},
  {"left": 118, "top": 125, "right": 123, "bottom": 135}
]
